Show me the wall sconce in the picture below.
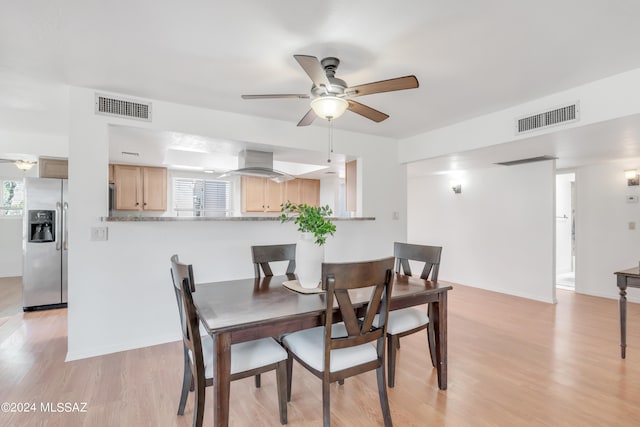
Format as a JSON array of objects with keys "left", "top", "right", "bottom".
[
  {"left": 625, "top": 169, "right": 639, "bottom": 186},
  {"left": 451, "top": 181, "right": 462, "bottom": 194}
]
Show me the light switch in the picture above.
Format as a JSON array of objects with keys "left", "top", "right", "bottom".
[
  {"left": 392, "top": 211, "right": 400, "bottom": 220},
  {"left": 627, "top": 195, "right": 638, "bottom": 203},
  {"left": 91, "top": 226, "right": 108, "bottom": 241},
  {"left": 629, "top": 222, "right": 636, "bottom": 230}
]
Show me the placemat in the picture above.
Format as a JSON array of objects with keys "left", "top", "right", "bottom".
[{"left": 283, "top": 280, "right": 324, "bottom": 294}]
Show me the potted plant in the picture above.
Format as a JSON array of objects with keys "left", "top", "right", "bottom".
[
  {"left": 280, "top": 202, "right": 336, "bottom": 288},
  {"left": 279, "top": 202, "right": 336, "bottom": 245}
]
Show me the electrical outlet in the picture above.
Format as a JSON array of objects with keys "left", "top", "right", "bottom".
[{"left": 90, "top": 226, "right": 108, "bottom": 241}]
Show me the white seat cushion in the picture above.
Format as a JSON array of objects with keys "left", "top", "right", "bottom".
[
  {"left": 374, "top": 308, "right": 429, "bottom": 335},
  {"left": 200, "top": 335, "right": 288, "bottom": 378},
  {"left": 282, "top": 323, "right": 378, "bottom": 373}
]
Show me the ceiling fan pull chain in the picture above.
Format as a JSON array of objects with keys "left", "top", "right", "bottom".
[{"left": 327, "top": 119, "right": 333, "bottom": 163}]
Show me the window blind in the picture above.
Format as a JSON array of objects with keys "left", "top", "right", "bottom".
[{"left": 173, "top": 178, "right": 231, "bottom": 217}]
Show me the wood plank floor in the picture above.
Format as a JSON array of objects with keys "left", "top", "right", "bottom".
[
  {"left": 0, "top": 276, "right": 22, "bottom": 318},
  {"left": 1, "top": 284, "right": 640, "bottom": 426}
]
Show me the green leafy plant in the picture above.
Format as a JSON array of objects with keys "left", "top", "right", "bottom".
[{"left": 279, "top": 201, "right": 336, "bottom": 246}]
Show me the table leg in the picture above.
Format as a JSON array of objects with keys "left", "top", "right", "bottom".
[
  {"left": 433, "top": 292, "right": 448, "bottom": 390},
  {"left": 212, "top": 332, "right": 232, "bottom": 426},
  {"left": 618, "top": 275, "right": 627, "bottom": 359}
]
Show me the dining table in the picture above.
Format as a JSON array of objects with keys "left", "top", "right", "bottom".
[
  {"left": 615, "top": 266, "right": 640, "bottom": 358},
  {"left": 193, "top": 272, "right": 453, "bottom": 426}
]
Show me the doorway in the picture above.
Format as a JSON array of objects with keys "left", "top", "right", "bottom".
[{"left": 556, "top": 173, "right": 575, "bottom": 290}]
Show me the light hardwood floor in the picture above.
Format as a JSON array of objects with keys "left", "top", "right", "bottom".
[
  {"left": 1, "top": 284, "right": 640, "bottom": 426},
  {"left": 0, "top": 276, "right": 22, "bottom": 318}
]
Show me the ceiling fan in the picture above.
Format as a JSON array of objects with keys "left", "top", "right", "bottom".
[
  {"left": 241, "top": 55, "right": 419, "bottom": 126},
  {"left": 0, "top": 157, "right": 38, "bottom": 171}
]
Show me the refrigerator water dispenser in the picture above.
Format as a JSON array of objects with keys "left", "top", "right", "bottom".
[{"left": 28, "top": 210, "right": 55, "bottom": 242}]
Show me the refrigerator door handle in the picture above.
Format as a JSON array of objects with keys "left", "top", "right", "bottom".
[
  {"left": 55, "top": 202, "right": 62, "bottom": 251},
  {"left": 63, "top": 202, "right": 69, "bottom": 251}
]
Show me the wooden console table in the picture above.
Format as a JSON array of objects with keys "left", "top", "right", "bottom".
[{"left": 615, "top": 267, "right": 640, "bottom": 358}]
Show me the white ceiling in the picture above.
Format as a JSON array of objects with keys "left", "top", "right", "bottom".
[{"left": 3, "top": 1, "right": 640, "bottom": 171}]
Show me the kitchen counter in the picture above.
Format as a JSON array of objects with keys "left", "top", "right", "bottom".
[{"left": 101, "top": 216, "right": 375, "bottom": 222}]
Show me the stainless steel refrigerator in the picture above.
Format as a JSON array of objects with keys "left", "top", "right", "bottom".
[{"left": 22, "top": 177, "right": 68, "bottom": 310}]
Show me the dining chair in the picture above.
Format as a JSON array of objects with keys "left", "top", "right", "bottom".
[
  {"left": 250, "top": 243, "right": 297, "bottom": 388},
  {"left": 170, "top": 255, "right": 289, "bottom": 426},
  {"left": 282, "top": 257, "right": 395, "bottom": 427},
  {"left": 251, "top": 243, "right": 296, "bottom": 278},
  {"left": 384, "top": 242, "right": 442, "bottom": 388}
]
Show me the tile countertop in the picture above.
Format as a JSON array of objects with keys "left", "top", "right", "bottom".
[{"left": 101, "top": 216, "right": 375, "bottom": 222}]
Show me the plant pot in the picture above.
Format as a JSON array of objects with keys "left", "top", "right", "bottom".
[{"left": 296, "top": 232, "right": 324, "bottom": 288}]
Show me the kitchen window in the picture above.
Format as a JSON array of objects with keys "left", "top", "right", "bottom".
[
  {"left": 1, "top": 179, "right": 25, "bottom": 217},
  {"left": 173, "top": 177, "right": 232, "bottom": 217}
]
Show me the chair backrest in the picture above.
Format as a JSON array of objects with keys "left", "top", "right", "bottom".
[
  {"left": 321, "top": 257, "right": 395, "bottom": 369},
  {"left": 170, "top": 255, "right": 204, "bottom": 378},
  {"left": 251, "top": 244, "right": 296, "bottom": 277},
  {"left": 393, "top": 242, "right": 442, "bottom": 281}
]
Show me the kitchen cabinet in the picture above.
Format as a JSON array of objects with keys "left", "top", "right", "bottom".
[
  {"left": 108, "top": 164, "right": 114, "bottom": 184},
  {"left": 282, "top": 178, "right": 321, "bottom": 207},
  {"left": 242, "top": 177, "right": 321, "bottom": 212},
  {"left": 113, "top": 164, "right": 167, "bottom": 211},
  {"left": 39, "top": 157, "right": 68, "bottom": 179},
  {"left": 241, "top": 176, "right": 283, "bottom": 212},
  {"left": 346, "top": 160, "right": 357, "bottom": 212}
]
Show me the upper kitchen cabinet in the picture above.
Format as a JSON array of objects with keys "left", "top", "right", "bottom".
[
  {"left": 284, "top": 178, "right": 320, "bottom": 207},
  {"left": 113, "top": 164, "right": 167, "bottom": 211},
  {"left": 39, "top": 157, "right": 68, "bottom": 179},
  {"left": 241, "top": 176, "right": 283, "bottom": 212}
]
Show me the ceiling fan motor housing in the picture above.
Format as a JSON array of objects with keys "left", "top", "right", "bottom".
[{"left": 311, "top": 57, "right": 346, "bottom": 97}]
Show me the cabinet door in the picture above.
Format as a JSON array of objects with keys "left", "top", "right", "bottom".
[
  {"left": 108, "top": 164, "right": 114, "bottom": 184},
  {"left": 39, "top": 158, "right": 68, "bottom": 179},
  {"left": 242, "top": 176, "right": 267, "bottom": 212},
  {"left": 114, "top": 165, "right": 142, "bottom": 210},
  {"left": 300, "top": 179, "right": 320, "bottom": 207},
  {"left": 346, "top": 160, "right": 357, "bottom": 212},
  {"left": 264, "top": 179, "right": 283, "bottom": 212},
  {"left": 142, "top": 167, "right": 167, "bottom": 211},
  {"left": 283, "top": 179, "right": 301, "bottom": 205}
]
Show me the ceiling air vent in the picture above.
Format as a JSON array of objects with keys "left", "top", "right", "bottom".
[
  {"left": 495, "top": 155, "right": 557, "bottom": 166},
  {"left": 95, "top": 93, "right": 152, "bottom": 122},
  {"left": 516, "top": 102, "right": 579, "bottom": 134}
]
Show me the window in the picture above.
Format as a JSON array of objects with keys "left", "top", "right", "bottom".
[
  {"left": 173, "top": 178, "right": 232, "bottom": 217},
  {"left": 1, "top": 179, "right": 25, "bottom": 217}
]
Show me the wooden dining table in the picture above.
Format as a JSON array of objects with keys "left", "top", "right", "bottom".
[{"left": 193, "top": 272, "right": 453, "bottom": 426}]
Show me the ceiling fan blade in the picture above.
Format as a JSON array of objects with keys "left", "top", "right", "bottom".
[
  {"left": 241, "top": 94, "right": 310, "bottom": 100},
  {"left": 294, "top": 55, "right": 330, "bottom": 89},
  {"left": 347, "top": 100, "right": 389, "bottom": 123},
  {"left": 346, "top": 75, "right": 419, "bottom": 98},
  {"left": 297, "top": 109, "right": 317, "bottom": 127}
]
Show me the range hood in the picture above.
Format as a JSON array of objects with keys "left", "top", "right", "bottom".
[{"left": 219, "top": 149, "right": 294, "bottom": 183}]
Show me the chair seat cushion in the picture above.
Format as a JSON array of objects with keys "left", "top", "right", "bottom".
[
  {"left": 201, "top": 335, "right": 288, "bottom": 378},
  {"left": 282, "top": 323, "right": 378, "bottom": 373},
  {"left": 374, "top": 308, "right": 429, "bottom": 335}
]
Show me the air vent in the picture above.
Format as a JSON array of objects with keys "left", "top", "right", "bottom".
[
  {"left": 516, "top": 102, "right": 578, "bottom": 134},
  {"left": 95, "top": 94, "right": 152, "bottom": 121},
  {"left": 495, "top": 155, "right": 557, "bottom": 166}
]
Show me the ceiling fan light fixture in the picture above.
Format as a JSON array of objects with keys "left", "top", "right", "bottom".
[
  {"left": 15, "top": 160, "right": 35, "bottom": 171},
  {"left": 310, "top": 96, "right": 348, "bottom": 120}
]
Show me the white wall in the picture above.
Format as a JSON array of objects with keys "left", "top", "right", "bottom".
[
  {"left": 556, "top": 173, "right": 574, "bottom": 274},
  {"left": 66, "top": 86, "right": 406, "bottom": 360},
  {"left": 0, "top": 163, "right": 38, "bottom": 277},
  {"left": 399, "top": 68, "right": 640, "bottom": 164},
  {"left": 407, "top": 160, "right": 556, "bottom": 303},
  {"left": 575, "top": 160, "right": 640, "bottom": 302}
]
